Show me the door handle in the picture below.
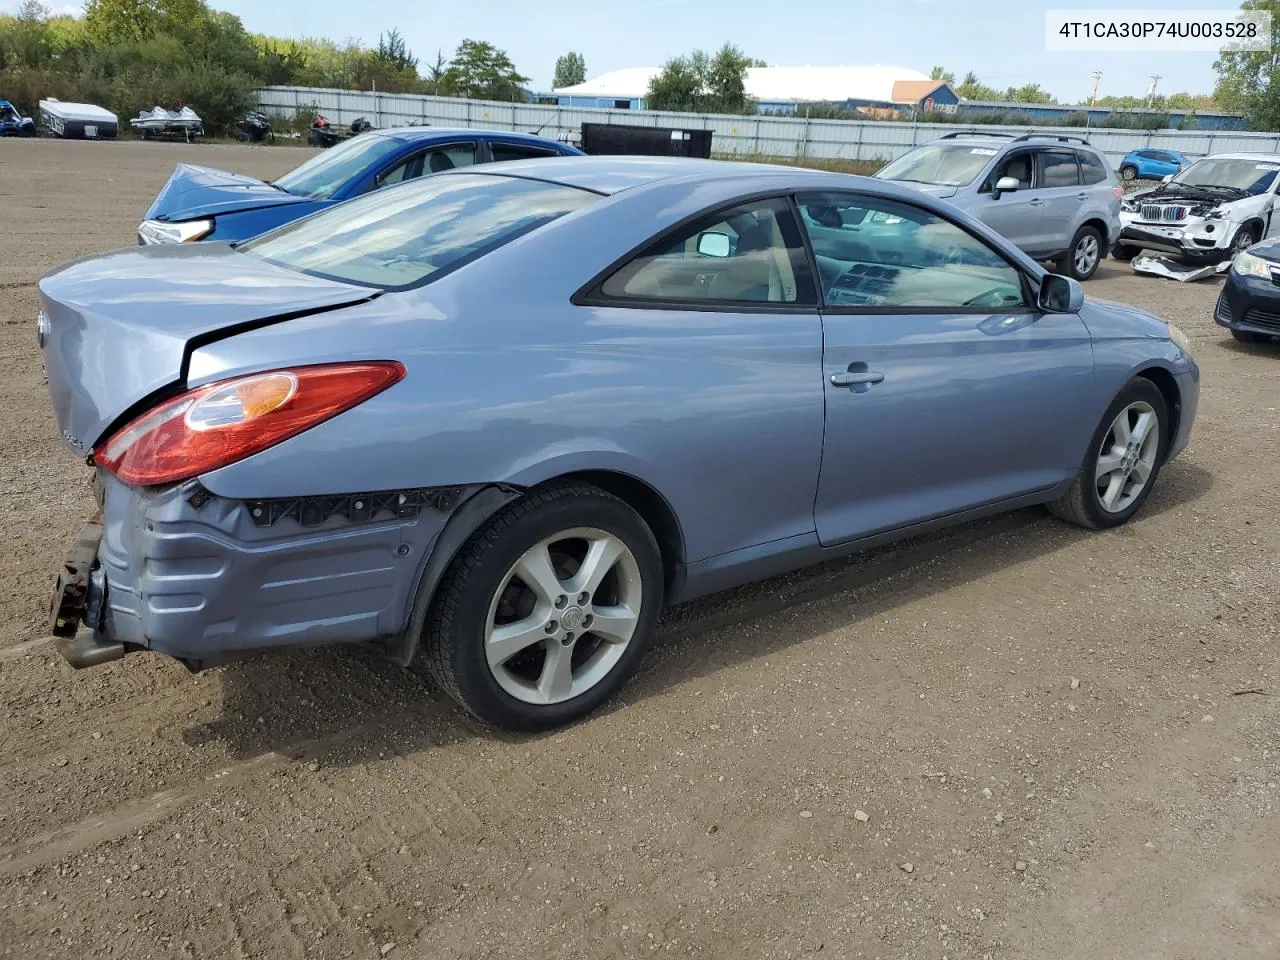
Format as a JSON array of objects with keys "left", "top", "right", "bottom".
[
  {"left": 1076, "top": 192, "right": 1088, "bottom": 201},
  {"left": 830, "top": 362, "right": 885, "bottom": 392},
  {"left": 1028, "top": 198, "right": 1045, "bottom": 207}
]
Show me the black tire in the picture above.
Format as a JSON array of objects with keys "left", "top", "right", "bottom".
[
  {"left": 1120, "top": 165, "right": 1137, "bottom": 182},
  {"left": 1232, "top": 329, "right": 1271, "bottom": 344},
  {"left": 1112, "top": 243, "right": 1141, "bottom": 261},
  {"left": 1048, "top": 378, "right": 1170, "bottom": 530},
  {"left": 1057, "top": 225, "right": 1103, "bottom": 281},
  {"left": 423, "top": 483, "right": 664, "bottom": 731},
  {"left": 1231, "top": 224, "right": 1259, "bottom": 257}
]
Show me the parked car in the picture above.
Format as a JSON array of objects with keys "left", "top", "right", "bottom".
[
  {"left": 0, "top": 98, "right": 36, "bottom": 136},
  {"left": 1114, "top": 152, "right": 1280, "bottom": 263},
  {"left": 1214, "top": 237, "right": 1280, "bottom": 343},
  {"left": 136, "top": 127, "right": 585, "bottom": 245},
  {"left": 1118, "top": 148, "right": 1191, "bottom": 182},
  {"left": 41, "top": 157, "right": 1199, "bottom": 731},
  {"left": 875, "top": 132, "right": 1123, "bottom": 281}
]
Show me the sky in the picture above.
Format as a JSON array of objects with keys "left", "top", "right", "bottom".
[{"left": 5, "top": 0, "right": 1244, "bottom": 102}]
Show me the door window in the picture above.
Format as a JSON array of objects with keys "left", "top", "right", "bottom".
[
  {"left": 489, "top": 142, "right": 560, "bottom": 162},
  {"left": 599, "top": 197, "right": 815, "bottom": 305},
  {"left": 377, "top": 142, "right": 477, "bottom": 189},
  {"left": 796, "top": 192, "right": 1027, "bottom": 310},
  {"left": 1078, "top": 151, "right": 1109, "bottom": 184},
  {"left": 979, "top": 151, "right": 1034, "bottom": 193},
  {"left": 1040, "top": 151, "right": 1081, "bottom": 187}
]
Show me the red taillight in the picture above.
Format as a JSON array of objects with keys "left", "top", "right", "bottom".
[
  {"left": 1113, "top": 186, "right": 1125, "bottom": 200},
  {"left": 95, "top": 361, "right": 405, "bottom": 486}
]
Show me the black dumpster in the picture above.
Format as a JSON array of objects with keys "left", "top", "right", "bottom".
[{"left": 580, "top": 123, "right": 713, "bottom": 158}]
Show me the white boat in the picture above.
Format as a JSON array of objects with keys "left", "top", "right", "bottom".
[
  {"left": 38, "top": 98, "right": 118, "bottom": 139},
  {"left": 130, "top": 106, "right": 204, "bottom": 141}
]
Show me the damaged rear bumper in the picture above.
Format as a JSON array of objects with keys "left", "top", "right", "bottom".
[{"left": 49, "top": 471, "right": 474, "bottom": 671}]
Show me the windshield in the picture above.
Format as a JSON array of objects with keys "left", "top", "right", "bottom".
[
  {"left": 241, "top": 173, "right": 599, "bottom": 289},
  {"left": 274, "top": 133, "right": 404, "bottom": 199},
  {"left": 1172, "top": 157, "right": 1280, "bottom": 195},
  {"left": 875, "top": 143, "right": 1000, "bottom": 187}
]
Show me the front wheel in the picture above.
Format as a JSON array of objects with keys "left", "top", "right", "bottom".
[
  {"left": 1232, "top": 329, "right": 1272, "bottom": 344},
  {"left": 1058, "top": 225, "right": 1103, "bottom": 281},
  {"left": 1230, "top": 224, "right": 1258, "bottom": 257},
  {"left": 424, "top": 484, "right": 664, "bottom": 731},
  {"left": 1048, "top": 378, "right": 1169, "bottom": 530}
]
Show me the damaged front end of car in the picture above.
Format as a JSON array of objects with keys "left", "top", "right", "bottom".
[{"left": 1118, "top": 182, "right": 1268, "bottom": 263}]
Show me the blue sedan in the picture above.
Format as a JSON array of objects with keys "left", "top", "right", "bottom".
[
  {"left": 42, "top": 157, "right": 1199, "bottom": 730},
  {"left": 1118, "top": 148, "right": 1191, "bottom": 183},
  {"left": 135, "top": 127, "right": 583, "bottom": 245}
]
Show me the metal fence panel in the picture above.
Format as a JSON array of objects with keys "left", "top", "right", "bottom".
[{"left": 256, "top": 85, "right": 1280, "bottom": 168}]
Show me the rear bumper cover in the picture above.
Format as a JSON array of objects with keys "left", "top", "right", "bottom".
[{"left": 54, "top": 473, "right": 474, "bottom": 668}]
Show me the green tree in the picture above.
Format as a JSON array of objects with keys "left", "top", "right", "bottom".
[
  {"left": 439, "top": 39, "right": 528, "bottom": 100},
  {"left": 929, "top": 65, "right": 955, "bottom": 84},
  {"left": 1004, "top": 82, "right": 1054, "bottom": 104},
  {"left": 956, "top": 71, "right": 1002, "bottom": 101},
  {"left": 1214, "top": 0, "right": 1280, "bottom": 129},
  {"left": 645, "top": 43, "right": 756, "bottom": 114},
  {"left": 553, "top": 50, "right": 585, "bottom": 88},
  {"left": 375, "top": 27, "right": 417, "bottom": 73}
]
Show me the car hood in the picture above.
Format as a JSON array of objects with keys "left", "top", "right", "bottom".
[
  {"left": 1079, "top": 297, "right": 1171, "bottom": 341},
  {"left": 38, "top": 243, "right": 377, "bottom": 452},
  {"left": 881, "top": 181, "right": 958, "bottom": 199},
  {"left": 143, "top": 163, "right": 314, "bottom": 221}
]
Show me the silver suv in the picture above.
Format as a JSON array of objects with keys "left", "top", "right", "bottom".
[{"left": 875, "top": 132, "right": 1124, "bottom": 281}]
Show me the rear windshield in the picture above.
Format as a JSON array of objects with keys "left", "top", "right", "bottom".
[
  {"left": 875, "top": 143, "right": 1000, "bottom": 187},
  {"left": 274, "top": 133, "right": 404, "bottom": 199},
  {"left": 240, "top": 173, "right": 598, "bottom": 289}
]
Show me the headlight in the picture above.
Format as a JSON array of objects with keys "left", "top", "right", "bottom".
[
  {"left": 1231, "top": 249, "right": 1271, "bottom": 279},
  {"left": 1168, "top": 322, "right": 1193, "bottom": 357},
  {"left": 137, "top": 218, "right": 213, "bottom": 245}
]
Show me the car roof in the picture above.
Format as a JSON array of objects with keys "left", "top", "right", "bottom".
[
  {"left": 373, "top": 126, "right": 562, "bottom": 145},
  {"left": 457, "top": 155, "right": 838, "bottom": 195}
]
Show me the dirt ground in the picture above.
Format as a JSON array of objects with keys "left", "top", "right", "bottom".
[{"left": 0, "top": 138, "right": 1278, "bottom": 960}]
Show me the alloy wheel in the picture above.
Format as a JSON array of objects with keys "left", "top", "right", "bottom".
[
  {"left": 484, "top": 527, "right": 644, "bottom": 705},
  {"left": 1074, "top": 234, "right": 1100, "bottom": 276},
  {"left": 1095, "top": 401, "right": 1160, "bottom": 513}
]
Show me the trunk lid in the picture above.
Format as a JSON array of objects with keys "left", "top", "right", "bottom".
[
  {"left": 144, "top": 163, "right": 313, "bottom": 221},
  {"left": 39, "top": 243, "right": 375, "bottom": 453}
]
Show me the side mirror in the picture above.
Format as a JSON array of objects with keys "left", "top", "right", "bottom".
[
  {"left": 992, "top": 176, "right": 1020, "bottom": 200},
  {"left": 696, "top": 231, "right": 732, "bottom": 258},
  {"left": 1038, "top": 273, "right": 1084, "bottom": 313}
]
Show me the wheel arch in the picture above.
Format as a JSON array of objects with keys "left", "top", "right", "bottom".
[
  {"left": 1080, "top": 216, "right": 1111, "bottom": 243},
  {"left": 384, "top": 468, "right": 687, "bottom": 667},
  {"left": 1132, "top": 365, "right": 1182, "bottom": 460}
]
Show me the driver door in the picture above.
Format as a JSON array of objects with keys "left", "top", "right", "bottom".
[
  {"left": 797, "top": 190, "right": 1096, "bottom": 546},
  {"left": 970, "top": 149, "right": 1048, "bottom": 254}
]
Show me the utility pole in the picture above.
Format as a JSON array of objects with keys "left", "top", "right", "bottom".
[
  {"left": 1147, "top": 74, "right": 1162, "bottom": 107},
  {"left": 1089, "top": 71, "right": 1103, "bottom": 106}
]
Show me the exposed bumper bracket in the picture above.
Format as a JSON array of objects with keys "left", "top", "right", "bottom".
[{"left": 54, "top": 631, "right": 125, "bottom": 669}]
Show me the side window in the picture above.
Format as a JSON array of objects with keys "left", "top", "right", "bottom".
[
  {"left": 599, "top": 197, "right": 815, "bottom": 305},
  {"left": 1040, "top": 151, "right": 1081, "bottom": 188},
  {"left": 980, "top": 151, "right": 1034, "bottom": 193},
  {"left": 489, "top": 142, "right": 560, "bottom": 163},
  {"left": 377, "top": 142, "right": 477, "bottom": 188},
  {"left": 1136, "top": 150, "right": 1154, "bottom": 160},
  {"left": 796, "top": 192, "right": 1027, "bottom": 311},
  {"left": 1078, "top": 151, "right": 1108, "bottom": 185}
]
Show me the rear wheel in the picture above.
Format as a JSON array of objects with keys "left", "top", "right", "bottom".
[
  {"left": 1120, "top": 165, "right": 1138, "bottom": 182},
  {"left": 1048, "top": 378, "right": 1169, "bottom": 530},
  {"left": 424, "top": 484, "right": 664, "bottom": 731},
  {"left": 1058, "top": 225, "right": 1103, "bottom": 281},
  {"left": 1112, "top": 243, "right": 1141, "bottom": 261}
]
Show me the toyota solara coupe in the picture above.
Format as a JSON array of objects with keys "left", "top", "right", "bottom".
[{"left": 40, "top": 156, "right": 1199, "bottom": 731}]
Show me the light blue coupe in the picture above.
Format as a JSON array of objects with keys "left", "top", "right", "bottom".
[{"left": 40, "top": 156, "right": 1199, "bottom": 730}]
